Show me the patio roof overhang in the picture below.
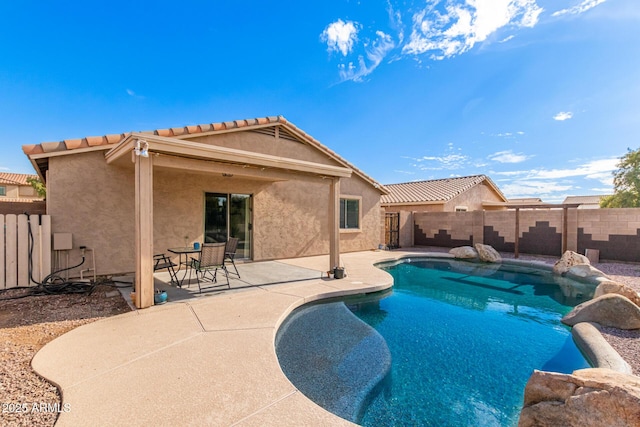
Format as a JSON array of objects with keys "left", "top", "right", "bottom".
[
  {"left": 105, "top": 133, "right": 353, "bottom": 179},
  {"left": 107, "top": 133, "right": 349, "bottom": 309}
]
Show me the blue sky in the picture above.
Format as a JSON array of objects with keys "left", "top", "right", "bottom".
[{"left": 1, "top": 0, "right": 638, "bottom": 202}]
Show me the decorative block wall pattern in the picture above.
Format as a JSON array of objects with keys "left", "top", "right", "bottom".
[{"left": 412, "top": 208, "right": 640, "bottom": 262}]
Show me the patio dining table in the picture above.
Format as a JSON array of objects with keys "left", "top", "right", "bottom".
[{"left": 167, "top": 246, "right": 201, "bottom": 286}]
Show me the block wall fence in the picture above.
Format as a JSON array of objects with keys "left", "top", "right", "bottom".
[{"left": 406, "top": 208, "right": 640, "bottom": 263}]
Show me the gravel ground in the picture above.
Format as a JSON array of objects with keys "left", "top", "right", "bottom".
[
  {"left": 0, "top": 283, "right": 131, "bottom": 427},
  {"left": 1, "top": 253, "right": 639, "bottom": 426}
]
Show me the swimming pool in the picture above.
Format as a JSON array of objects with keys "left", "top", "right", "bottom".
[{"left": 276, "top": 257, "right": 596, "bottom": 426}]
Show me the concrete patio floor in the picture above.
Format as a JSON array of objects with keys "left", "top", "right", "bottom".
[{"left": 32, "top": 250, "right": 421, "bottom": 426}]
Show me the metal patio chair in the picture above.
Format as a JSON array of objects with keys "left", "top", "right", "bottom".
[
  {"left": 224, "top": 237, "right": 240, "bottom": 278},
  {"left": 153, "top": 253, "right": 179, "bottom": 286},
  {"left": 190, "top": 242, "right": 230, "bottom": 292}
]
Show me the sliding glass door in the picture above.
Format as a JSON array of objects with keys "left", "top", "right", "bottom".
[{"left": 204, "top": 193, "right": 251, "bottom": 259}]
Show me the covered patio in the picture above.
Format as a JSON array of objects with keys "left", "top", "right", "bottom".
[
  {"left": 24, "top": 116, "right": 388, "bottom": 309},
  {"left": 105, "top": 131, "right": 352, "bottom": 309}
]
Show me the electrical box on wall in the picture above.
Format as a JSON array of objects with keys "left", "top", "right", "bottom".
[{"left": 53, "top": 233, "right": 73, "bottom": 250}]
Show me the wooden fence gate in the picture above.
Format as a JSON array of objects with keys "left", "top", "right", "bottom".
[
  {"left": 1, "top": 214, "right": 52, "bottom": 288},
  {"left": 384, "top": 212, "right": 400, "bottom": 249}
]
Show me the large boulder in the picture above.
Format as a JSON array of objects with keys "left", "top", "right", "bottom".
[
  {"left": 449, "top": 246, "right": 478, "bottom": 259},
  {"left": 474, "top": 244, "right": 501, "bottom": 263},
  {"left": 519, "top": 368, "right": 640, "bottom": 427},
  {"left": 561, "top": 294, "right": 640, "bottom": 329},
  {"left": 553, "top": 251, "right": 590, "bottom": 275},
  {"left": 594, "top": 280, "right": 640, "bottom": 307}
]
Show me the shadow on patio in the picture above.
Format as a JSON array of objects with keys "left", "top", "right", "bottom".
[{"left": 118, "top": 260, "right": 327, "bottom": 306}]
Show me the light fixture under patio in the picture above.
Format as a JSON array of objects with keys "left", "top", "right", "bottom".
[{"left": 133, "top": 139, "right": 149, "bottom": 157}]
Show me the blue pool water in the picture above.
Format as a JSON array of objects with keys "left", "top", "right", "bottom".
[{"left": 276, "top": 258, "right": 595, "bottom": 426}]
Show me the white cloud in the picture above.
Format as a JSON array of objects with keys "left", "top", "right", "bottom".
[
  {"left": 500, "top": 180, "right": 574, "bottom": 198},
  {"left": 126, "top": 89, "right": 145, "bottom": 99},
  {"left": 487, "top": 158, "right": 616, "bottom": 182},
  {"left": 552, "top": 0, "right": 608, "bottom": 17},
  {"left": 529, "top": 158, "right": 617, "bottom": 181},
  {"left": 492, "top": 157, "right": 617, "bottom": 199},
  {"left": 488, "top": 150, "right": 531, "bottom": 163},
  {"left": 339, "top": 31, "right": 396, "bottom": 82},
  {"left": 553, "top": 111, "right": 573, "bottom": 121},
  {"left": 322, "top": 19, "right": 359, "bottom": 56},
  {"left": 403, "top": 0, "right": 543, "bottom": 59},
  {"left": 408, "top": 143, "right": 470, "bottom": 170}
]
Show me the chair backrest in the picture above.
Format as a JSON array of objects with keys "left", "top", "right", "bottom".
[
  {"left": 199, "top": 242, "right": 226, "bottom": 268},
  {"left": 225, "top": 237, "right": 239, "bottom": 255}
]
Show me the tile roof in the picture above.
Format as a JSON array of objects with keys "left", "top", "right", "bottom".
[
  {"left": 22, "top": 116, "right": 285, "bottom": 156},
  {"left": 21, "top": 115, "right": 387, "bottom": 194},
  {"left": 0, "top": 172, "right": 38, "bottom": 186},
  {"left": 381, "top": 175, "right": 505, "bottom": 204},
  {"left": 562, "top": 195, "right": 608, "bottom": 205},
  {"left": 0, "top": 197, "right": 43, "bottom": 203},
  {"left": 509, "top": 198, "right": 543, "bottom": 203}
]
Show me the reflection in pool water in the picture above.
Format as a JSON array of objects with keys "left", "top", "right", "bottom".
[{"left": 276, "top": 258, "right": 595, "bottom": 426}]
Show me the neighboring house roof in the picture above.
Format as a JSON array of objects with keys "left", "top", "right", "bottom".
[
  {"left": 22, "top": 116, "right": 387, "bottom": 194},
  {"left": 0, "top": 172, "right": 37, "bottom": 186},
  {"left": 381, "top": 175, "right": 507, "bottom": 205},
  {"left": 0, "top": 198, "right": 43, "bottom": 203},
  {"left": 509, "top": 198, "right": 543, "bottom": 204},
  {"left": 562, "top": 195, "right": 608, "bottom": 205}
]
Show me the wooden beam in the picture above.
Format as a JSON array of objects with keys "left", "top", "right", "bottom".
[
  {"left": 135, "top": 153, "right": 154, "bottom": 308},
  {"left": 329, "top": 178, "right": 341, "bottom": 272},
  {"left": 153, "top": 154, "right": 294, "bottom": 182},
  {"left": 106, "top": 134, "right": 352, "bottom": 178}
]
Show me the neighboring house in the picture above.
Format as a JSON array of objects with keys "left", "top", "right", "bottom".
[
  {"left": 381, "top": 175, "right": 508, "bottom": 213},
  {"left": 508, "top": 198, "right": 544, "bottom": 205},
  {"left": 0, "top": 172, "right": 46, "bottom": 215},
  {"left": 23, "top": 116, "right": 387, "bottom": 308},
  {"left": 563, "top": 195, "right": 609, "bottom": 209},
  {"left": 381, "top": 175, "right": 508, "bottom": 248}
]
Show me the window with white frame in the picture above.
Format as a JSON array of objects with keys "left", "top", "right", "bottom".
[
  {"left": 340, "top": 197, "right": 360, "bottom": 229},
  {"left": 0, "top": 186, "right": 5, "bottom": 196}
]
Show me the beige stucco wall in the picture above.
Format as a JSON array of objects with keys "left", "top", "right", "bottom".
[
  {"left": 0, "top": 183, "right": 38, "bottom": 199},
  {"left": 443, "top": 183, "right": 501, "bottom": 211},
  {"left": 47, "top": 132, "right": 383, "bottom": 276}
]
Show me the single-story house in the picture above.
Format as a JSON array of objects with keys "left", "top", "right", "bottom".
[
  {"left": 23, "top": 116, "right": 387, "bottom": 308},
  {"left": 0, "top": 172, "right": 46, "bottom": 215},
  {"left": 380, "top": 175, "right": 508, "bottom": 248},
  {"left": 381, "top": 175, "right": 507, "bottom": 213}
]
